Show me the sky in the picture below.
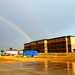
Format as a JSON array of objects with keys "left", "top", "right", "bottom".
[{"left": 0, "top": 0, "right": 75, "bottom": 50}]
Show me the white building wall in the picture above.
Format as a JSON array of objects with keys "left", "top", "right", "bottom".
[
  {"left": 6, "top": 51, "right": 19, "bottom": 55},
  {"left": 70, "top": 37, "right": 75, "bottom": 52}
]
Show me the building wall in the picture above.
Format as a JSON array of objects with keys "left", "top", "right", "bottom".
[
  {"left": 24, "top": 40, "right": 47, "bottom": 53},
  {"left": 31, "top": 41, "right": 38, "bottom": 50},
  {"left": 38, "top": 40, "right": 45, "bottom": 53},
  {"left": 65, "top": 36, "right": 71, "bottom": 53},
  {"left": 6, "top": 50, "right": 19, "bottom": 55},
  {"left": 24, "top": 36, "right": 75, "bottom": 53},
  {"left": 44, "top": 40, "right": 48, "bottom": 53},
  {"left": 24, "top": 43, "right": 31, "bottom": 50},
  {"left": 70, "top": 37, "right": 75, "bottom": 52},
  {"left": 47, "top": 37, "right": 66, "bottom": 53}
]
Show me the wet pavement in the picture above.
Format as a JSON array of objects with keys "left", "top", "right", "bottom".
[{"left": 0, "top": 60, "right": 75, "bottom": 75}]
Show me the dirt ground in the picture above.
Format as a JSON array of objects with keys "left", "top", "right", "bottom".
[
  {"left": 0, "top": 56, "right": 75, "bottom": 63},
  {"left": 0, "top": 56, "right": 46, "bottom": 63}
]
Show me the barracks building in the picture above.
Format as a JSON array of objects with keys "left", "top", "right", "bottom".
[{"left": 24, "top": 36, "right": 75, "bottom": 53}]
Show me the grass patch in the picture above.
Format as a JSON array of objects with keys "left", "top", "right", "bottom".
[{"left": 37, "top": 53, "right": 56, "bottom": 56}]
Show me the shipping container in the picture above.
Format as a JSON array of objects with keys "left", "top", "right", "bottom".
[{"left": 23, "top": 50, "right": 37, "bottom": 57}]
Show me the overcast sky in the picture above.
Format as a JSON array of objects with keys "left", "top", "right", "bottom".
[{"left": 0, "top": 0, "right": 75, "bottom": 50}]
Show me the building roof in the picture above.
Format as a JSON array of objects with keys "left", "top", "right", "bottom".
[
  {"left": 48, "top": 35, "right": 75, "bottom": 40},
  {"left": 6, "top": 50, "right": 20, "bottom": 51},
  {"left": 24, "top": 35, "right": 75, "bottom": 44},
  {"left": 24, "top": 39, "right": 47, "bottom": 45}
]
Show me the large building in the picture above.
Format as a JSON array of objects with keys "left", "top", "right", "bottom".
[
  {"left": 24, "top": 36, "right": 75, "bottom": 53},
  {"left": 24, "top": 39, "right": 47, "bottom": 53}
]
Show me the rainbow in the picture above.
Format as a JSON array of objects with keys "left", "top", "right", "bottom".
[{"left": 0, "top": 16, "right": 32, "bottom": 42}]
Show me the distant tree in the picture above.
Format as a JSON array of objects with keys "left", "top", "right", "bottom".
[
  {"left": 9, "top": 47, "right": 13, "bottom": 50},
  {"left": 0, "top": 50, "right": 4, "bottom": 53},
  {"left": 20, "top": 49, "right": 23, "bottom": 51}
]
